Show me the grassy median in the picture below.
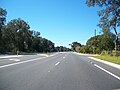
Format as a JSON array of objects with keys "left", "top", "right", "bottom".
[{"left": 93, "top": 55, "right": 120, "bottom": 65}]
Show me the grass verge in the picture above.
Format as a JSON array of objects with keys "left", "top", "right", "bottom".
[{"left": 93, "top": 55, "right": 120, "bottom": 65}]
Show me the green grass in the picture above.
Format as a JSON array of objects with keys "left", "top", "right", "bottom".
[{"left": 93, "top": 55, "right": 120, "bottom": 65}]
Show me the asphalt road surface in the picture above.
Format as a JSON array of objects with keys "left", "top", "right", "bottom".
[{"left": 0, "top": 52, "right": 120, "bottom": 90}]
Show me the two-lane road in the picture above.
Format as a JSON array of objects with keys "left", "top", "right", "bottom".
[{"left": 0, "top": 52, "right": 120, "bottom": 90}]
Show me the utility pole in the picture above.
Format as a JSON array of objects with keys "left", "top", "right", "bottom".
[
  {"left": 95, "top": 29, "right": 96, "bottom": 37},
  {"left": 93, "top": 29, "right": 96, "bottom": 54}
]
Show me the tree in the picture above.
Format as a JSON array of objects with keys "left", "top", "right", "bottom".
[
  {"left": 75, "top": 46, "right": 81, "bottom": 53},
  {"left": 0, "top": 9, "right": 56, "bottom": 53},
  {"left": 2, "top": 18, "right": 32, "bottom": 52},
  {"left": 0, "top": 8, "right": 7, "bottom": 30},
  {"left": 70, "top": 42, "right": 81, "bottom": 51},
  {"left": 55, "top": 46, "right": 71, "bottom": 52},
  {"left": 86, "top": 34, "right": 115, "bottom": 53},
  {"left": 86, "top": 0, "right": 120, "bottom": 51},
  {"left": 0, "top": 8, "right": 7, "bottom": 53}
]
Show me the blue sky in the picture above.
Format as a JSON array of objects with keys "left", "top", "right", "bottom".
[{"left": 1, "top": 0, "right": 101, "bottom": 47}]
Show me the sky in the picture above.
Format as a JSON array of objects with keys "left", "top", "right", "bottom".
[{"left": 1, "top": 0, "right": 101, "bottom": 47}]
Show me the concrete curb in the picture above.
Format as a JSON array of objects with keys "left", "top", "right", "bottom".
[
  {"left": 38, "top": 54, "right": 49, "bottom": 57},
  {"left": 38, "top": 52, "right": 59, "bottom": 57},
  {"left": 88, "top": 57, "right": 120, "bottom": 70},
  {"left": 73, "top": 52, "right": 99, "bottom": 56}
]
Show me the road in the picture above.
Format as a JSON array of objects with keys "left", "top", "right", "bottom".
[{"left": 0, "top": 52, "right": 120, "bottom": 90}]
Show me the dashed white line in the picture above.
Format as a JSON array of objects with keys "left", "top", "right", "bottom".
[
  {"left": 48, "top": 71, "right": 50, "bottom": 72},
  {"left": 55, "top": 62, "right": 60, "bottom": 66},
  {"left": 63, "top": 57, "right": 65, "bottom": 59},
  {"left": 94, "top": 64, "right": 120, "bottom": 81}
]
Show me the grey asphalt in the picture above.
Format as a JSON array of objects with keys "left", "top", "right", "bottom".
[
  {"left": 0, "top": 52, "right": 120, "bottom": 90},
  {"left": 0, "top": 54, "right": 45, "bottom": 66}
]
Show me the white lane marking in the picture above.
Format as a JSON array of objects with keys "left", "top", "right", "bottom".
[
  {"left": 94, "top": 64, "right": 120, "bottom": 81},
  {"left": 55, "top": 62, "right": 60, "bottom": 66},
  {"left": 63, "top": 57, "right": 65, "bottom": 59},
  {"left": 0, "top": 57, "right": 47, "bottom": 69},
  {"left": 88, "top": 61, "right": 91, "bottom": 63},
  {"left": 9, "top": 59, "right": 20, "bottom": 61},
  {"left": 90, "top": 62, "right": 94, "bottom": 64},
  {"left": 48, "top": 71, "right": 50, "bottom": 72}
]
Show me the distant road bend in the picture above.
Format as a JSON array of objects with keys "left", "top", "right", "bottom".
[{"left": 0, "top": 52, "right": 120, "bottom": 90}]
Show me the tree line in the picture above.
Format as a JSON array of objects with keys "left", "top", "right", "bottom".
[
  {"left": 0, "top": 8, "right": 71, "bottom": 54},
  {"left": 70, "top": 31, "right": 119, "bottom": 54},
  {"left": 71, "top": 0, "right": 120, "bottom": 55},
  {"left": 69, "top": 0, "right": 120, "bottom": 55},
  {"left": 85, "top": 0, "right": 120, "bottom": 53},
  {"left": 1, "top": 0, "right": 120, "bottom": 54}
]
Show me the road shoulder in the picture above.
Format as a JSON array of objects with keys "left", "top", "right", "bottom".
[
  {"left": 88, "top": 57, "right": 120, "bottom": 70},
  {"left": 0, "top": 55, "right": 23, "bottom": 59},
  {"left": 73, "top": 52, "right": 120, "bottom": 70}
]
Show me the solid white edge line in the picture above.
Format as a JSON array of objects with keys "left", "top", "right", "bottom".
[
  {"left": 55, "top": 62, "right": 60, "bottom": 66},
  {"left": 94, "top": 64, "right": 120, "bottom": 81}
]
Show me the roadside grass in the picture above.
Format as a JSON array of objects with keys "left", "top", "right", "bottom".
[{"left": 93, "top": 55, "right": 120, "bottom": 65}]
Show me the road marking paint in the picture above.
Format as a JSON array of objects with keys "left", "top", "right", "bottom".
[
  {"left": 9, "top": 59, "right": 20, "bottom": 61},
  {"left": 0, "top": 57, "right": 47, "bottom": 69},
  {"left": 90, "top": 62, "right": 94, "bottom": 65},
  {"left": 48, "top": 71, "right": 50, "bottom": 72},
  {"left": 0, "top": 53, "right": 60, "bottom": 69},
  {"left": 90, "top": 62, "right": 92, "bottom": 64},
  {"left": 94, "top": 64, "right": 120, "bottom": 81},
  {"left": 88, "top": 61, "right": 91, "bottom": 63},
  {"left": 63, "top": 57, "right": 65, "bottom": 59},
  {"left": 55, "top": 62, "right": 60, "bottom": 66}
]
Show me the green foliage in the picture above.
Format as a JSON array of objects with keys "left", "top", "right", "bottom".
[
  {"left": 2, "top": 18, "right": 32, "bottom": 52},
  {"left": 70, "top": 42, "right": 81, "bottom": 51},
  {"left": 0, "top": 8, "right": 7, "bottom": 28},
  {"left": 0, "top": 8, "right": 7, "bottom": 53},
  {"left": 79, "top": 46, "right": 93, "bottom": 54},
  {"left": 86, "top": 34, "right": 115, "bottom": 54},
  {"left": 75, "top": 46, "right": 81, "bottom": 53},
  {"left": 86, "top": 0, "right": 120, "bottom": 28},
  {"left": 86, "top": 0, "right": 120, "bottom": 51},
  {"left": 55, "top": 46, "right": 71, "bottom": 52},
  {"left": 0, "top": 8, "right": 56, "bottom": 53}
]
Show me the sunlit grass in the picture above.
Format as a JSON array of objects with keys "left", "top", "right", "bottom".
[{"left": 93, "top": 55, "right": 120, "bottom": 65}]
